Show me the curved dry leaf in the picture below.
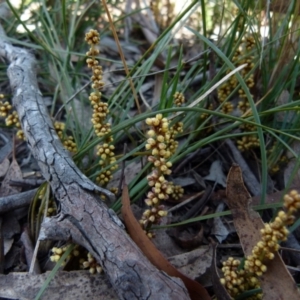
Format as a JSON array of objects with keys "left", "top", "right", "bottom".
[
  {"left": 226, "top": 163, "right": 300, "bottom": 300},
  {"left": 121, "top": 184, "right": 211, "bottom": 300}
]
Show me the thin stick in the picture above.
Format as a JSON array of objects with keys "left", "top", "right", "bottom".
[
  {"left": 168, "top": 64, "right": 247, "bottom": 120},
  {"left": 102, "top": 0, "right": 141, "bottom": 115}
]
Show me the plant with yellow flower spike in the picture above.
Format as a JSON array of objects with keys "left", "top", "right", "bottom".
[
  {"left": 139, "top": 114, "right": 184, "bottom": 237},
  {"left": 85, "top": 29, "right": 117, "bottom": 190},
  {"left": 220, "top": 189, "right": 300, "bottom": 299}
]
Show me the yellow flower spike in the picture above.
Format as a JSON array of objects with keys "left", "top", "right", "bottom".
[
  {"left": 85, "top": 30, "right": 117, "bottom": 189},
  {"left": 142, "top": 114, "right": 184, "bottom": 233}
]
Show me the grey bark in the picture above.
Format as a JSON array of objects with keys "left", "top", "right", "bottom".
[{"left": 0, "top": 27, "right": 189, "bottom": 300}]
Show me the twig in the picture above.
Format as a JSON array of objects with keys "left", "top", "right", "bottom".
[
  {"left": 0, "top": 188, "right": 38, "bottom": 213},
  {"left": 102, "top": 0, "right": 141, "bottom": 115},
  {"left": 20, "top": 227, "right": 41, "bottom": 274},
  {"left": 168, "top": 64, "right": 247, "bottom": 120}
]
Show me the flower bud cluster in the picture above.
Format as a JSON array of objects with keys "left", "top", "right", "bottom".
[
  {"left": 221, "top": 190, "right": 300, "bottom": 298},
  {"left": 237, "top": 135, "right": 260, "bottom": 152},
  {"left": 50, "top": 245, "right": 80, "bottom": 266},
  {"left": 237, "top": 123, "right": 259, "bottom": 152},
  {"left": 85, "top": 29, "right": 117, "bottom": 187},
  {"left": 169, "top": 182, "right": 184, "bottom": 200},
  {"left": 221, "top": 102, "right": 234, "bottom": 114},
  {"left": 16, "top": 130, "right": 25, "bottom": 140},
  {"left": 54, "top": 121, "right": 65, "bottom": 139},
  {"left": 220, "top": 257, "right": 261, "bottom": 299},
  {"left": 5, "top": 111, "right": 21, "bottom": 128},
  {"left": 0, "top": 94, "right": 12, "bottom": 117},
  {"left": 173, "top": 91, "right": 185, "bottom": 106},
  {"left": 3, "top": 109, "right": 26, "bottom": 141},
  {"left": 54, "top": 121, "right": 77, "bottom": 153},
  {"left": 63, "top": 136, "right": 77, "bottom": 153},
  {"left": 80, "top": 252, "right": 102, "bottom": 274},
  {"left": 140, "top": 114, "right": 184, "bottom": 237}
]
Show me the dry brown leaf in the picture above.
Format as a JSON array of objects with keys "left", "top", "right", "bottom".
[
  {"left": 168, "top": 246, "right": 213, "bottom": 280},
  {"left": 121, "top": 184, "right": 211, "bottom": 300},
  {"left": 226, "top": 163, "right": 300, "bottom": 300}
]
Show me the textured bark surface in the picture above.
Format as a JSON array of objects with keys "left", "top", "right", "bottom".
[{"left": 0, "top": 27, "right": 190, "bottom": 299}]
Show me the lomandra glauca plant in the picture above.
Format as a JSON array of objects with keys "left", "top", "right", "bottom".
[
  {"left": 85, "top": 29, "right": 117, "bottom": 192},
  {"left": 220, "top": 190, "right": 300, "bottom": 299}
]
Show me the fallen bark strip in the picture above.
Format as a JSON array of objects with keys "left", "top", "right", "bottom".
[{"left": 0, "top": 26, "right": 190, "bottom": 299}]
